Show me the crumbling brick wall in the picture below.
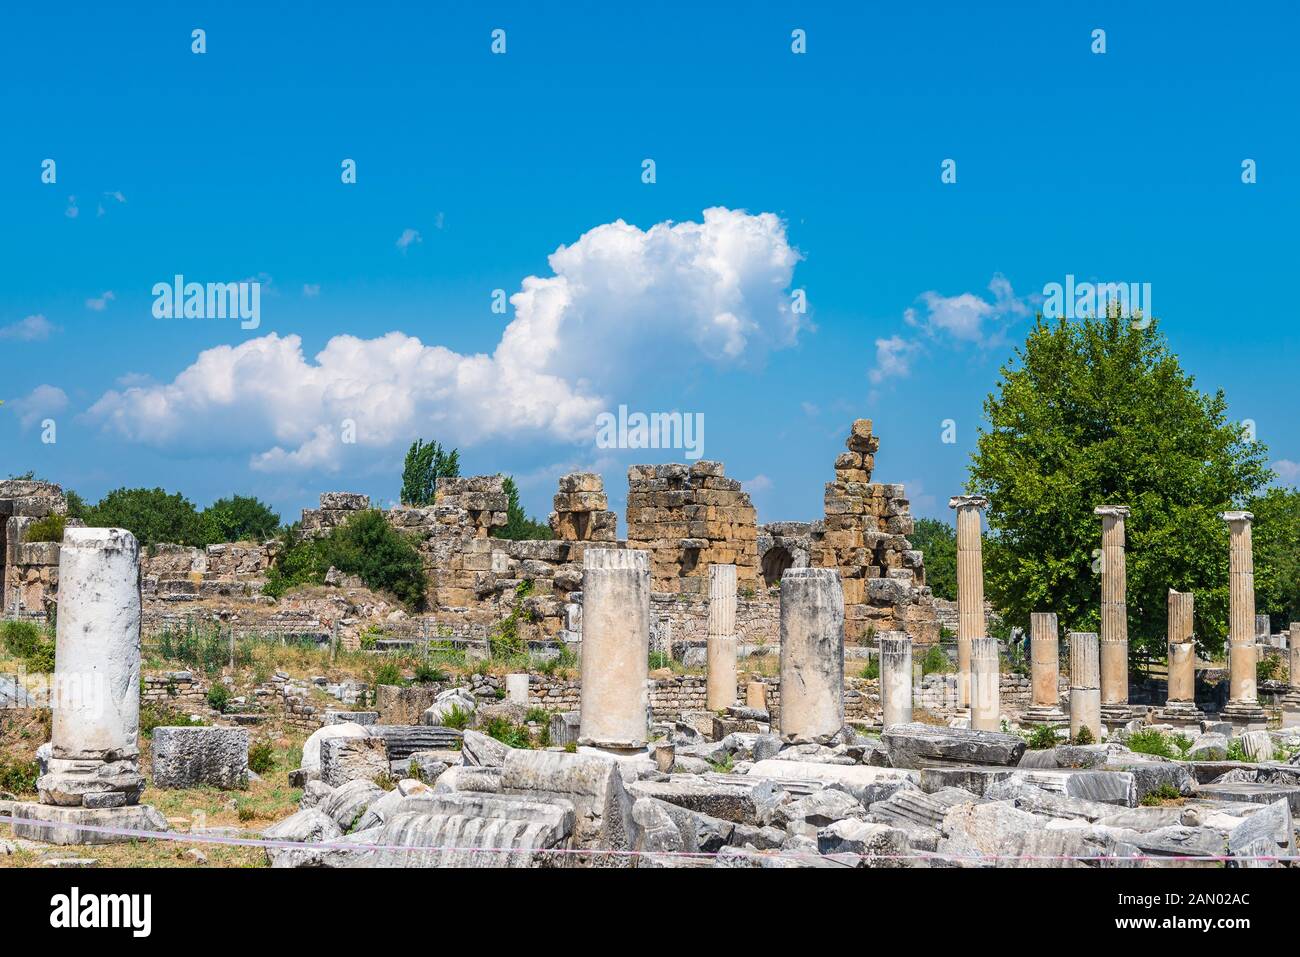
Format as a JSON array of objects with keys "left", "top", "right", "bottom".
[
  {"left": 811, "top": 419, "right": 940, "bottom": 646},
  {"left": 549, "top": 472, "right": 617, "bottom": 541},
  {"left": 625, "top": 462, "right": 758, "bottom": 596},
  {"left": 1, "top": 480, "right": 68, "bottom": 618}
]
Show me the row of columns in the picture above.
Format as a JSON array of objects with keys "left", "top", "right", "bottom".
[{"left": 577, "top": 504, "right": 1279, "bottom": 748}]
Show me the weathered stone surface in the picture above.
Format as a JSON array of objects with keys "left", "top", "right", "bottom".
[
  {"left": 1197, "top": 781, "right": 1300, "bottom": 815},
  {"left": 421, "top": 688, "right": 476, "bottom": 726},
  {"left": 747, "top": 760, "right": 918, "bottom": 802},
  {"left": 8, "top": 802, "right": 169, "bottom": 846},
  {"left": 461, "top": 729, "right": 511, "bottom": 768},
  {"left": 817, "top": 819, "right": 912, "bottom": 866},
  {"left": 319, "top": 778, "right": 385, "bottom": 831},
  {"left": 630, "top": 774, "right": 778, "bottom": 826},
  {"left": 364, "top": 725, "right": 462, "bottom": 761},
  {"left": 1186, "top": 732, "right": 1229, "bottom": 761},
  {"left": 406, "top": 751, "right": 451, "bottom": 784},
  {"left": 299, "top": 780, "right": 335, "bottom": 810},
  {"left": 1227, "top": 799, "right": 1294, "bottom": 866},
  {"left": 431, "top": 765, "right": 504, "bottom": 794},
  {"left": 1104, "top": 759, "right": 1195, "bottom": 802},
  {"left": 1239, "top": 730, "right": 1274, "bottom": 763},
  {"left": 151, "top": 726, "right": 249, "bottom": 790},
  {"left": 500, "top": 749, "right": 634, "bottom": 852},
  {"left": 301, "top": 721, "right": 370, "bottom": 773},
  {"left": 778, "top": 789, "right": 867, "bottom": 837},
  {"left": 882, "top": 723, "right": 1026, "bottom": 770},
  {"left": 264, "top": 807, "right": 342, "bottom": 844},
  {"left": 320, "top": 736, "right": 389, "bottom": 788}
]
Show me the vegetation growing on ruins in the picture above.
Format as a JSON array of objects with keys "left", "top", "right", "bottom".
[
  {"left": 263, "top": 510, "right": 427, "bottom": 609},
  {"left": 909, "top": 518, "right": 956, "bottom": 600},
  {"left": 969, "top": 311, "right": 1274, "bottom": 656},
  {"left": 400, "top": 437, "right": 460, "bottom": 506},
  {"left": 197, "top": 495, "right": 282, "bottom": 544},
  {"left": 22, "top": 514, "right": 66, "bottom": 543},
  {"left": 1, "top": 620, "right": 55, "bottom": 673},
  {"left": 493, "top": 475, "right": 554, "bottom": 540}
]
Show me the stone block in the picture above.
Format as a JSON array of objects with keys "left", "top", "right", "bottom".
[
  {"left": 151, "top": 726, "right": 249, "bottom": 790},
  {"left": 320, "top": 736, "right": 390, "bottom": 787}
]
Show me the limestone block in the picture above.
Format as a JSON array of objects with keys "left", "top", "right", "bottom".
[
  {"left": 151, "top": 726, "right": 249, "bottom": 790},
  {"left": 320, "top": 736, "right": 390, "bottom": 787}
]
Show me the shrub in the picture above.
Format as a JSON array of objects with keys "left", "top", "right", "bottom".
[
  {"left": 23, "top": 514, "right": 66, "bottom": 543},
  {"left": 370, "top": 661, "right": 404, "bottom": 687},
  {"left": 2, "top": 620, "right": 43, "bottom": 659},
  {"left": 27, "top": 638, "right": 56, "bottom": 673},
  {"left": 524, "top": 706, "right": 549, "bottom": 724},
  {"left": 1140, "top": 782, "right": 1183, "bottom": 806},
  {"left": 1125, "top": 728, "right": 1177, "bottom": 759},
  {"left": 1025, "top": 724, "right": 1059, "bottom": 750},
  {"left": 247, "top": 740, "right": 276, "bottom": 775},
  {"left": 1226, "top": 739, "right": 1254, "bottom": 763},
  {"left": 921, "top": 645, "right": 952, "bottom": 675},
  {"left": 0, "top": 756, "right": 41, "bottom": 795},
  {"left": 413, "top": 662, "right": 447, "bottom": 684},
  {"left": 441, "top": 704, "right": 472, "bottom": 730},
  {"left": 1074, "top": 725, "right": 1095, "bottom": 746},
  {"left": 859, "top": 658, "right": 880, "bottom": 680},
  {"left": 206, "top": 683, "right": 231, "bottom": 714},
  {"left": 1258, "top": 653, "right": 1286, "bottom": 683},
  {"left": 648, "top": 651, "right": 671, "bottom": 670},
  {"left": 483, "top": 715, "right": 531, "bottom": 749}
]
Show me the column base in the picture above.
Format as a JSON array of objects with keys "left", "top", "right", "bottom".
[
  {"left": 576, "top": 744, "right": 651, "bottom": 760},
  {"left": 1281, "top": 693, "right": 1300, "bottom": 728},
  {"left": 1220, "top": 701, "right": 1270, "bottom": 732},
  {"left": 1152, "top": 702, "right": 1206, "bottom": 729},
  {"left": 1100, "top": 704, "right": 1145, "bottom": 730},
  {"left": 7, "top": 802, "right": 168, "bottom": 846},
  {"left": 1020, "top": 706, "right": 1069, "bottom": 727},
  {"left": 37, "top": 757, "right": 145, "bottom": 808}
]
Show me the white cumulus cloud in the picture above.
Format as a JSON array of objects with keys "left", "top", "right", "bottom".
[
  {"left": 8, "top": 384, "right": 68, "bottom": 429},
  {"left": 0, "top": 315, "right": 56, "bottom": 341},
  {"left": 85, "top": 207, "right": 804, "bottom": 472}
]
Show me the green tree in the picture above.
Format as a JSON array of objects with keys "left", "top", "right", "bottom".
[
  {"left": 199, "top": 495, "right": 281, "bottom": 544},
  {"left": 1250, "top": 485, "right": 1300, "bottom": 630},
  {"left": 85, "top": 487, "right": 206, "bottom": 547},
  {"left": 968, "top": 312, "right": 1271, "bottom": 656},
  {"left": 400, "top": 439, "right": 460, "bottom": 506},
  {"left": 910, "top": 518, "right": 956, "bottom": 600},
  {"left": 493, "top": 475, "right": 554, "bottom": 541},
  {"left": 64, "top": 490, "right": 87, "bottom": 521}
]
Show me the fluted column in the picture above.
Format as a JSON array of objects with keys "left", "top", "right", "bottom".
[
  {"left": 1095, "top": 506, "right": 1131, "bottom": 708},
  {"left": 970, "top": 636, "right": 1000, "bottom": 731},
  {"left": 705, "top": 564, "right": 738, "bottom": 710},
  {"left": 1166, "top": 590, "right": 1196, "bottom": 707},
  {"left": 779, "top": 568, "right": 844, "bottom": 740},
  {"left": 1030, "top": 612, "right": 1060, "bottom": 710},
  {"left": 579, "top": 548, "right": 651, "bottom": 751},
  {"left": 1290, "top": 623, "right": 1300, "bottom": 693},
  {"left": 949, "top": 495, "right": 988, "bottom": 708},
  {"left": 878, "top": 632, "right": 913, "bottom": 728},
  {"left": 1069, "top": 631, "right": 1102, "bottom": 741},
  {"left": 1221, "top": 511, "right": 1258, "bottom": 707}
]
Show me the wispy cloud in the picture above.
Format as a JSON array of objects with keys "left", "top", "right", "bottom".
[
  {"left": 302, "top": 283, "right": 320, "bottom": 298},
  {"left": 7, "top": 384, "right": 68, "bottom": 429},
  {"left": 86, "top": 291, "right": 116, "bottom": 311},
  {"left": 396, "top": 228, "right": 422, "bottom": 252},
  {"left": 1273, "top": 459, "right": 1300, "bottom": 482},
  {"left": 0, "top": 315, "right": 56, "bottom": 341},
  {"left": 64, "top": 196, "right": 79, "bottom": 219}
]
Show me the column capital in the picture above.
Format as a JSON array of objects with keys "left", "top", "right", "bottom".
[
  {"left": 1219, "top": 510, "right": 1254, "bottom": 524},
  {"left": 948, "top": 495, "right": 988, "bottom": 510},
  {"left": 1093, "top": 505, "right": 1130, "bottom": 518}
]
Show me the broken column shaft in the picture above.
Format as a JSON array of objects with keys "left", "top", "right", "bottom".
[
  {"left": 579, "top": 548, "right": 650, "bottom": 752},
  {"left": 1220, "top": 511, "right": 1267, "bottom": 729},
  {"left": 705, "top": 564, "right": 738, "bottom": 711},
  {"left": 878, "top": 633, "right": 913, "bottom": 728},
  {"left": 779, "top": 567, "right": 844, "bottom": 740},
  {"left": 969, "top": 636, "right": 1000, "bottom": 731},
  {"left": 1095, "top": 505, "right": 1134, "bottom": 720},
  {"left": 1024, "top": 612, "right": 1067, "bottom": 724},
  {"left": 1069, "top": 632, "right": 1102, "bottom": 742}
]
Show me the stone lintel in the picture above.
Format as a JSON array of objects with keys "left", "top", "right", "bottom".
[
  {"left": 947, "top": 495, "right": 988, "bottom": 510},
  {"left": 1093, "top": 505, "right": 1131, "bottom": 518}
]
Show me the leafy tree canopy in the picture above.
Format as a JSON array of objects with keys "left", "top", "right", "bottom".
[
  {"left": 968, "top": 312, "right": 1271, "bottom": 656},
  {"left": 910, "top": 518, "right": 956, "bottom": 601},
  {"left": 400, "top": 439, "right": 460, "bottom": 506},
  {"left": 1250, "top": 486, "right": 1300, "bottom": 630},
  {"left": 199, "top": 495, "right": 281, "bottom": 545},
  {"left": 493, "top": 475, "right": 554, "bottom": 541},
  {"left": 85, "top": 487, "right": 206, "bottom": 547}
]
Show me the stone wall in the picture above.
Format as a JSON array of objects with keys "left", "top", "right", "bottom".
[
  {"left": 625, "top": 462, "right": 759, "bottom": 595},
  {"left": 1, "top": 480, "right": 68, "bottom": 617},
  {"left": 809, "top": 420, "right": 941, "bottom": 646}
]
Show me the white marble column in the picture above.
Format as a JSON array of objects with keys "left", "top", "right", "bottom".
[
  {"left": 779, "top": 568, "right": 844, "bottom": 741},
  {"left": 705, "top": 564, "right": 738, "bottom": 711},
  {"left": 1069, "top": 632, "right": 1102, "bottom": 742},
  {"left": 578, "top": 548, "right": 651, "bottom": 752},
  {"left": 970, "top": 636, "right": 1000, "bottom": 731},
  {"left": 878, "top": 633, "right": 913, "bottom": 728},
  {"left": 949, "top": 495, "right": 988, "bottom": 709}
]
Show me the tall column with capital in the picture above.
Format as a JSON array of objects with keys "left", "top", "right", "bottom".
[
  {"left": 949, "top": 495, "right": 988, "bottom": 709},
  {"left": 1220, "top": 512, "right": 1267, "bottom": 729},
  {"left": 1095, "top": 505, "right": 1137, "bottom": 723}
]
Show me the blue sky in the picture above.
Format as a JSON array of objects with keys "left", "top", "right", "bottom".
[{"left": 2, "top": 1, "right": 1297, "bottom": 530}]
